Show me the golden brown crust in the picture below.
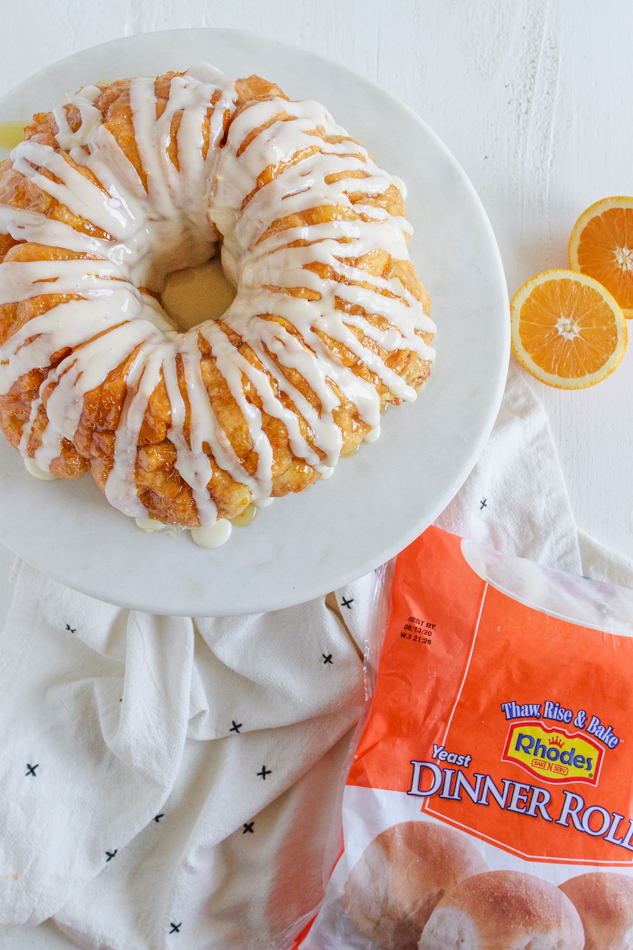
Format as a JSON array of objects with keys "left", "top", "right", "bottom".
[
  {"left": 343, "top": 821, "right": 487, "bottom": 950},
  {"left": 420, "top": 871, "right": 584, "bottom": 950}
]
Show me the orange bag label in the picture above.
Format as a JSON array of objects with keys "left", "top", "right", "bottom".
[
  {"left": 502, "top": 721, "right": 604, "bottom": 786},
  {"left": 348, "top": 526, "right": 633, "bottom": 866}
]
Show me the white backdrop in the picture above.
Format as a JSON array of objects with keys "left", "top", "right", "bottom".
[{"left": 1, "top": 2, "right": 632, "bottom": 945}]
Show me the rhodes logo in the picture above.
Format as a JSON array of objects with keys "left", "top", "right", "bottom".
[{"left": 502, "top": 721, "right": 604, "bottom": 787}]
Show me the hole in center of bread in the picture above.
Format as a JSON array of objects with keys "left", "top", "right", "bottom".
[{"left": 161, "top": 258, "right": 236, "bottom": 331}]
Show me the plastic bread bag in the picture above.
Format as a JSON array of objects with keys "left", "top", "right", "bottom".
[
  {"left": 300, "top": 526, "right": 633, "bottom": 950},
  {"left": 285, "top": 571, "right": 394, "bottom": 950}
]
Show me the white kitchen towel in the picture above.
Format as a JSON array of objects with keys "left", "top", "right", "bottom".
[
  {"left": 0, "top": 360, "right": 631, "bottom": 950},
  {"left": 0, "top": 579, "right": 369, "bottom": 949},
  {"left": 435, "top": 364, "right": 633, "bottom": 589}
]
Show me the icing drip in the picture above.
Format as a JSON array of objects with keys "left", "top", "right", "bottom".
[
  {"left": 135, "top": 516, "right": 168, "bottom": 533},
  {"left": 254, "top": 497, "right": 274, "bottom": 508},
  {"left": 191, "top": 519, "right": 232, "bottom": 548},
  {"left": 363, "top": 425, "right": 381, "bottom": 443},
  {"left": 0, "top": 66, "right": 435, "bottom": 535},
  {"left": 24, "top": 458, "right": 56, "bottom": 480}
]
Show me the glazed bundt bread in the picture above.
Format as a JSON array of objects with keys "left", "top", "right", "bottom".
[{"left": 0, "top": 65, "right": 435, "bottom": 544}]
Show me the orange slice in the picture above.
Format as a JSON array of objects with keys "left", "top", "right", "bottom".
[
  {"left": 569, "top": 196, "right": 633, "bottom": 318},
  {"left": 510, "top": 269, "right": 627, "bottom": 389}
]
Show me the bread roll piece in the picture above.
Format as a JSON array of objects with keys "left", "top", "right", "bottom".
[
  {"left": 418, "top": 870, "right": 584, "bottom": 950},
  {"left": 342, "top": 820, "right": 488, "bottom": 950},
  {"left": 560, "top": 872, "right": 633, "bottom": 950}
]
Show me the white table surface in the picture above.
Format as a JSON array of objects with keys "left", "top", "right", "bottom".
[{"left": 1, "top": 1, "right": 632, "bottom": 945}]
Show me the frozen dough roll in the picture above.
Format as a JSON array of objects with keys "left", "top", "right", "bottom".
[
  {"left": 342, "top": 820, "right": 488, "bottom": 950},
  {"left": 418, "top": 870, "right": 584, "bottom": 950},
  {"left": 560, "top": 872, "right": 633, "bottom": 950}
]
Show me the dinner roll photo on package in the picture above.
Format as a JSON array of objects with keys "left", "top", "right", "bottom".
[{"left": 300, "top": 526, "right": 633, "bottom": 950}]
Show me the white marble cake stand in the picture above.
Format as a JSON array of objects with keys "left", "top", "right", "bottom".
[{"left": 0, "top": 29, "right": 509, "bottom": 616}]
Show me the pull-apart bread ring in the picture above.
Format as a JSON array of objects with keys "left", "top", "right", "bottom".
[
  {"left": 0, "top": 65, "right": 435, "bottom": 546},
  {"left": 418, "top": 870, "right": 585, "bottom": 950}
]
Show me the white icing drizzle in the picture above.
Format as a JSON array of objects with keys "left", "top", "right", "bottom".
[
  {"left": 135, "top": 516, "right": 168, "bottom": 533},
  {"left": 0, "top": 66, "right": 435, "bottom": 533},
  {"left": 24, "top": 457, "right": 56, "bottom": 480},
  {"left": 191, "top": 519, "right": 232, "bottom": 548}
]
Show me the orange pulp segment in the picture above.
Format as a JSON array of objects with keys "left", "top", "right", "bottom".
[
  {"left": 569, "top": 196, "right": 633, "bottom": 318},
  {"left": 510, "top": 269, "right": 627, "bottom": 389}
]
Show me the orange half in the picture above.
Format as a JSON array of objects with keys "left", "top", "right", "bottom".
[
  {"left": 510, "top": 269, "right": 627, "bottom": 389},
  {"left": 569, "top": 196, "right": 633, "bottom": 318}
]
